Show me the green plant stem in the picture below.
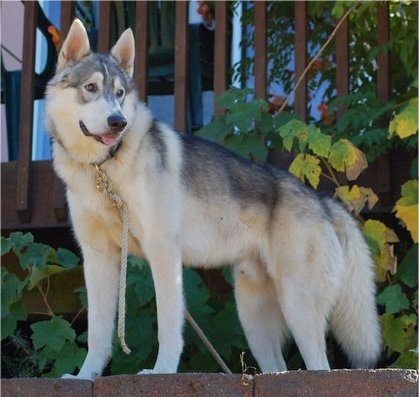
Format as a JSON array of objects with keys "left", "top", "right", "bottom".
[
  {"left": 70, "top": 307, "right": 85, "bottom": 326},
  {"left": 321, "top": 157, "right": 341, "bottom": 187},
  {"left": 37, "top": 281, "right": 55, "bottom": 317},
  {"left": 31, "top": 311, "right": 54, "bottom": 317}
]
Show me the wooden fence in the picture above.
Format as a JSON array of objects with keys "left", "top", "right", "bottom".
[{"left": 1, "top": 1, "right": 400, "bottom": 231}]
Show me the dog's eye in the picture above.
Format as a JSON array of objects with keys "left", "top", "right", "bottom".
[
  {"left": 116, "top": 88, "right": 125, "bottom": 98},
  {"left": 84, "top": 83, "right": 97, "bottom": 93}
]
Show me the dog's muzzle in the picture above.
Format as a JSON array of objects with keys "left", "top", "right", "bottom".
[{"left": 79, "top": 115, "right": 127, "bottom": 146}]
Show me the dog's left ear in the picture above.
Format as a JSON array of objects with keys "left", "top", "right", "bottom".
[{"left": 111, "top": 29, "right": 135, "bottom": 78}]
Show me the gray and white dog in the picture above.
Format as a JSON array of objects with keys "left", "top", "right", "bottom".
[{"left": 45, "top": 19, "right": 381, "bottom": 379}]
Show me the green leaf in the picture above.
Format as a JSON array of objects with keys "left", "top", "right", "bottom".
[
  {"left": 195, "top": 117, "right": 232, "bottom": 143},
  {"left": 388, "top": 98, "right": 418, "bottom": 139},
  {"left": 1, "top": 303, "right": 27, "bottom": 341},
  {"left": 111, "top": 311, "right": 156, "bottom": 374},
  {"left": 381, "top": 313, "right": 406, "bottom": 353},
  {"left": 211, "top": 301, "right": 241, "bottom": 358},
  {"left": 1, "top": 268, "right": 29, "bottom": 339},
  {"left": 224, "top": 133, "right": 268, "bottom": 161},
  {"left": 56, "top": 248, "right": 79, "bottom": 269},
  {"left": 7, "top": 232, "right": 34, "bottom": 253},
  {"left": 410, "top": 156, "right": 418, "bottom": 179},
  {"left": 328, "top": 139, "right": 368, "bottom": 180},
  {"left": 216, "top": 87, "right": 253, "bottom": 110},
  {"left": 222, "top": 267, "right": 233, "bottom": 286},
  {"left": 331, "top": 1, "right": 355, "bottom": 18},
  {"left": 1, "top": 236, "right": 12, "bottom": 255},
  {"left": 278, "top": 119, "right": 308, "bottom": 152},
  {"left": 75, "top": 286, "right": 88, "bottom": 310},
  {"left": 184, "top": 268, "right": 212, "bottom": 316},
  {"left": 259, "top": 112, "right": 275, "bottom": 135},
  {"left": 225, "top": 99, "right": 267, "bottom": 132},
  {"left": 397, "top": 180, "right": 419, "bottom": 206},
  {"left": 377, "top": 284, "right": 410, "bottom": 314},
  {"left": 44, "top": 341, "right": 87, "bottom": 378},
  {"left": 307, "top": 126, "right": 331, "bottom": 158},
  {"left": 391, "top": 349, "right": 419, "bottom": 369},
  {"left": 396, "top": 244, "right": 418, "bottom": 288},
  {"left": 28, "top": 264, "right": 66, "bottom": 290},
  {"left": 128, "top": 257, "right": 155, "bottom": 307},
  {"left": 19, "top": 243, "right": 53, "bottom": 269},
  {"left": 31, "top": 317, "right": 76, "bottom": 352}
]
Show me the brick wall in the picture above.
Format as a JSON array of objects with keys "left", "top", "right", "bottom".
[{"left": 2, "top": 370, "right": 418, "bottom": 397}]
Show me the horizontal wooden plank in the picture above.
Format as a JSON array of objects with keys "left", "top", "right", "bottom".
[{"left": 2, "top": 161, "right": 69, "bottom": 230}]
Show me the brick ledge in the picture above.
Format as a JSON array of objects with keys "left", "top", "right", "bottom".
[{"left": 2, "top": 369, "right": 418, "bottom": 397}]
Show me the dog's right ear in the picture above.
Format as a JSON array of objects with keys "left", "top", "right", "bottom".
[{"left": 57, "top": 19, "right": 90, "bottom": 70}]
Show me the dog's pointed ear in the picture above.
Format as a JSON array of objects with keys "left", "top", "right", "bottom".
[
  {"left": 58, "top": 19, "right": 90, "bottom": 70},
  {"left": 110, "top": 28, "right": 135, "bottom": 78}
]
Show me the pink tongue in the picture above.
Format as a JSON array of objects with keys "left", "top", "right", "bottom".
[{"left": 100, "top": 134, "right": 118, "bottom": 146}]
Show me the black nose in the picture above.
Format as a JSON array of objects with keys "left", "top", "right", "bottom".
[{"left": 107, "top": 114, "right": 127, "bottom": 133}]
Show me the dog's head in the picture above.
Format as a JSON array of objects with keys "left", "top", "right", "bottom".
[{"left": 45, "top": 19, "right": 138, "bottom": 164}]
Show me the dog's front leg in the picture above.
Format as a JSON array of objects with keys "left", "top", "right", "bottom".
[
  {"left": 140, "top": 241, "right": 184, "bottom": 374},
  {"left": 63, "top": 246, "right": 120, "bottom": 380}
]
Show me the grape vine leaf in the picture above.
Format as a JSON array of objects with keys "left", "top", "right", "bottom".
[
  {"left": 329, "top": 139, "right": 368, "bottom": 180},
  {"left": 388, "top": 98, "right": 418, "bottom": 139},
  {"left": 31, "top": 316, "right": 76, "bottom": 352},
  {"left": 289, "top": 153, "right": 321, "bottom": 189},
  {"left": 335, "top": 185, "right": 378, "bottom": 216},
  {"left": 362, "top": 219, "right": 399, "bottom": 281},
  {"left": 394, "top": 180, "right": 418, "bottom": 242},
  {"left": 377, "top": 284, "right": 410, "bottom": 314}
]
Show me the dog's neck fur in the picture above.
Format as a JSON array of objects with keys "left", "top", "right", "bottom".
[{"left": 93, "top": 140, "right": 123, "bottom": 167}]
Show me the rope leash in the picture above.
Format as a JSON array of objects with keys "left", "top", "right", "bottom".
[
  {"left": 93, "top": 163, "right": 232, "bottom": 372},
  {"left": 95, "top": 164, "right": 131, "bottom": 354}
]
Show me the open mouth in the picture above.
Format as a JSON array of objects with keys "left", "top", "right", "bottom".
[{"left": 79, "top": 120, "right": 119, "bottom": 146}]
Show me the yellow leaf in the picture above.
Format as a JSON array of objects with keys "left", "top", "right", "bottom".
[
  {"left": 397, "top": 180, "right": 418, "bottom": 206},
  {"left": 289, "top": 153, "right": 321, "bottom": 189},
  {"left": 363, "top": 219, "right": 399, "bottom": 282},
  {"left": 394, "top": 204, "right": 419, "bottom": 243},
  {"left": 345, "top": 144, "right": 368, "bottom": 181},
  {"left": 394, "top": 180, "right": 418, "bottom": 242},
  {"left": 289, "top": 153, "right": 305, "bottom": 182},
  {"left": 335, "top": 185, "right": 379, "bottom": 216},
  {"left": 329, "top": 139, "right": 368, "bottom": 180},
  {"left": 361, "top": 187, "right": 379, "bottom": 210}
]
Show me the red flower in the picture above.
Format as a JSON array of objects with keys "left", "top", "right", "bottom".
[
  {"left": 317, "top": 102, "right": 333, "bottom": 126},
  {"left": 268, "top": 94, "right": 287, "bottom": 114},
  {"left": 197, "top": 1, "right": 214, "bottom": 29},
  {"left": 48, "top": 25, "right": 60, "bottom": 50}
]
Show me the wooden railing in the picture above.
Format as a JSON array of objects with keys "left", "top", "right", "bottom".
[{"left": 1, "top": 1, "right": 400, "bottom": 231}]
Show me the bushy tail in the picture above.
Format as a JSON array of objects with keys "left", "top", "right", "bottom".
[{"left": 327, "top": 201, "right": 381, "bottom": 368}]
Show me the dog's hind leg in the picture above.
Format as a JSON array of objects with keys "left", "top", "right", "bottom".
[
  {"left": 274, "top": 273, "right": 331, "bottom": 370},
  {"left": 233, "top": 261, "right": 288, "bottom": 372}
]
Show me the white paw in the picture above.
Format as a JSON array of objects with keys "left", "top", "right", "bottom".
[
  {"left": 138, "top": 369, "right": 157, "bottom": 375},
  {"left": 61, "top": 373, "right": 78, "bottom": 379},
  {"left": 61, "top": 372, "right": 95, "bottom": 380}
]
